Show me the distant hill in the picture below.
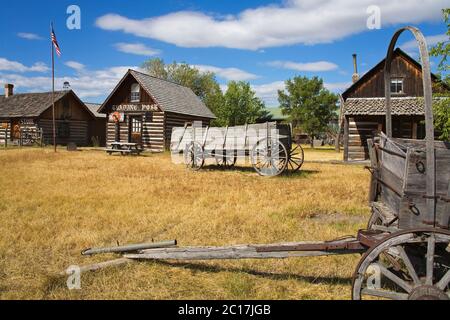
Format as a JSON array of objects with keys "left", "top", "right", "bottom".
[{"left": 266, "top": 107, "right": 288, "bottom": 121}]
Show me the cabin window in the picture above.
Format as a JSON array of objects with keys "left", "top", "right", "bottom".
[
  {"left": 390, "top": 79, "right": 404, "bottom": 94},
  {"left": 131, "top": 117, "right": 142, "bottom": 134},
  {"left": 58, "top": 122, "right": 70, "bottom": 138},
  {"left": 62, "top": 98, "right": 71, "bottom": 119},
  {"left": 130, "top": 83, "right": 140, "bottom": 102}
]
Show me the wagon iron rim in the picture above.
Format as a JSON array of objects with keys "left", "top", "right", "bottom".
[
  {"left": 352, "top": 228, "right": 450, "bottom": 300},
  {"left": 287, "top": 145, "right": 304, "bottom": 172},
  {"left": 250, "top": 138, "right": 288, "bottom": 177},
  {"left": 184, "top": 142, "right": 205, "bottom": 171}
]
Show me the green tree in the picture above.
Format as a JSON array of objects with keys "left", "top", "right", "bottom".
[
  {"left": 218, "top": 81, "right": 270, "bottom": 126},
  {"left": 278, "top": 76, "right": 338, "bottom": 147},
  {"left": 430, "top": 8, "right": 450, "bottom": 141},
  {"left": 141, "top": 58, "right": 223, "bottom": 120}
]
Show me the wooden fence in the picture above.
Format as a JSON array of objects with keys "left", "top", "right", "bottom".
[{"left": 0, "top": 127, "right": 44, "bottom": 147}]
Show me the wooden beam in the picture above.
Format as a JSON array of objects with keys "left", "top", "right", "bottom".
[
  {"left": 344, "top": 116, "right": 349, "bottom": 162},
  {"left": 124, "top": 240, "right": 364, "bottom": 261}
]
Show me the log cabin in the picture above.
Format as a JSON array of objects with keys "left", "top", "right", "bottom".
[
  {"left": 342, "top": 48, "right": 449, "bottom": 161},
  {"left": 84, "top": 103, "right": 107, "bottom": 146},
  {"left": 0, "top": 84, "right": 105, "bottom": 146},
  {"left": 99, "top": 69, "right": 216, "bottom": 152}
]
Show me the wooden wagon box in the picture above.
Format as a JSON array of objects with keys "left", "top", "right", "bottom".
[{"left": 371, "top": 134, "right": 450, "bottom": 230}]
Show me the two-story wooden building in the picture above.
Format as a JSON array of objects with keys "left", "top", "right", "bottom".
[
  {"left": 0, "top": 84, "right": 104, "bottom": 146},
  {"left": 99, "top": 69, "right": 216, "bottom": 152},
  {"left": 342, "top": 48, "right": 449, "bottom": 161}
]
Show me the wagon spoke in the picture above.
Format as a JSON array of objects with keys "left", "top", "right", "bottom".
[
  {"left": 289, "top": 158, "right": 302, "bottom": 167},
  {"left": 375, "top": 262, "right": 413, "bottom": 293},
  {"left": 426, "top": 234, "right": 436, "bottom": 285},
  {"left": 361, "top": 288, "right": 408, "bottom": 300},
  {"left": 396, "top": 246, "right": 421, "bottom": 285},
  {"left": 436, "top": 269, "right": 450, "bottom": 291}
]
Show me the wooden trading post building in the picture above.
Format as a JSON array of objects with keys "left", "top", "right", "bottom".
[
  {"left": 99, "top": 69, "right": 216, "bottom": 152},
  {"left": 342, "top": 49, "right": 449, "bottom": 161},
  {"left": 0, "top": 84, "right": 105, "bottom": 146}
]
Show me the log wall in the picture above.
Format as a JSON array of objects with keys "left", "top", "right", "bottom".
[
  {"left": 39, "top": 119, "right": 89, "bottom": 146},
  {"left": 345, "top": 115, "right": 424, "bottom": 161},
  {"left": 164, "top": 112, "right": 212, "bottom": 150}
]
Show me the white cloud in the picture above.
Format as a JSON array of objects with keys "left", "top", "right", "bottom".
[
  {"left": 0, "top": 62, "right": 137, "bottom": 100},
  {"left": 400, "top": 33, "right": 448, "bottom": 51},
  {"left": 251, "top": 81, "right": 285, "bottom": 105},
  {"left": 0, "top": 58, "right": 49, "bottom": 73},
  {"left": 114, "top": 43, "right": 161, "bottom": 56},
  {"left": 96, "top": 0, "right": 447, "bottom": 50},
  {"left": 65, "top": 61, "right": 86, "bottom": 72},
  {"left": 324, "top": 82, "right": 352, "bottom": 92},
  {"left": 193, "top": 65, "right": 259, "bottom": 81},
  {"left": 17, "top": 32, "right": 43, "bottom": 40},
  {"left": 267, "top": 60, "right": 338, "bottom": 72},
  {"left": 248, "top": 80, "right": 352, "bottom": 105}
]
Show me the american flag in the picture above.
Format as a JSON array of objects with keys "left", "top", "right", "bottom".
[{"left": 51, "top": 25, "right": 61, "bottom": 57}]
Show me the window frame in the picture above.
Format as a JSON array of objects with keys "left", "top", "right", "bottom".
[
  {"left": 131, "top": 117, "right": 142, "bottom": 134},
  {"left": 390, "top": 78, "right": 404, "bottom": 95},
  {"left": 130, "top": 83, "right": 141, "bottom": 103},
  {"left": 58, "top": 122, "right": 70, "bottom": 138}
]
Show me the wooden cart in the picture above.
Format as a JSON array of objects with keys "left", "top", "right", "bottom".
[
  {"left": 76, "top": 27, "right": 449, "bottom": 300},
  {"left": 171, "top": 122, "right": 304, "bottom": 176}
]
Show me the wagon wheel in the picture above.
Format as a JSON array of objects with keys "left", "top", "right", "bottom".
[
  {"left": 251, "top": 138, "right": 288, "bottom": 177},
  {"left": 184, "top": 142, "right": 205, "bottom": 171},
  {"left": 215, "top": 151, "right": 237, "bottom": 169},
  {"left": 287, "top": 145, "right": 304, "bottom": 172},
  {"left": 352, "top": 229, "right": 450, "bottom": 300}
]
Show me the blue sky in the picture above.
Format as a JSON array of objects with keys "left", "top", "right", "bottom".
[{"left": 0, "top": 0, "right": 448, "bottom": 106}]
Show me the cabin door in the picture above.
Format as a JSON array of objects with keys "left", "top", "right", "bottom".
[
  {"left": 11, "top": 119, "right": 20, "bottom": 141},
  {"left": 129, "top": 116, "right": 143, "bottom": 144}
]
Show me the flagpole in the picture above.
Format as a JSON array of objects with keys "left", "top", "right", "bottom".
[{"left": 51, "top": 23, "right": 56, "bottom": 152}]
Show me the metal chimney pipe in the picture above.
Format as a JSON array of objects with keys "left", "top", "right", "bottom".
[
  {"left": 4, "top": 84, "right": 14, "bottom": 98},
  {"left": 352, "top": 54, "right": 359, "bottom": 83}
]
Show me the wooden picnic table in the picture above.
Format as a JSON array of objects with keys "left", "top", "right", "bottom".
[{"left": 106, "top": 142, "right": 143, "bottom": 156}]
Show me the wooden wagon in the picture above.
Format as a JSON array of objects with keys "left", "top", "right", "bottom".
[
  {"left": 76, "top": 27, "right": 449, "bottom": 300},
  {"left": 170, "top": 122, "right": 304, "bottom": 176}
]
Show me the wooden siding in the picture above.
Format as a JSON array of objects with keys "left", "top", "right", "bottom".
[
  {"left": 347, "top": 116, "right": 380, "bottom": 161},
  {"left": 106, "top": 111, "right": 166, "bottom": 152},
  {"left": 0, "top": 121, "right": 11, "bottom": 144},
  {"left": 164, "top": 112, "right": 212, "bottom": 150},
  {"left": 39, "top": 119, "right": 89, "bottom": 146},
  {"left": 344, "top": 51, "right": 448, "bottom": 99},
  {"left": 103, "top": 74, "right": 153, "bottom": 106},
  {"left": 142, "top": 111, "right": 165, "bottom": 152},
  {"left": 345, "top": 115, "right": 424, "bottom": 161}
]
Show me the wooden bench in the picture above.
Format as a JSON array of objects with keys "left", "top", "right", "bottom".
[{"left": 106, "top": 142, "right": 143, "bottom": 156}]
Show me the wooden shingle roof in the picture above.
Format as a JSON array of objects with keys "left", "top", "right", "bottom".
[
  {"left": 130, "top": 70, "right": 215, "bottom": 119},
  {"left": 344, "top": 97, "right": 426, "bottom": 115},
  {"left": 0, "top": 91, "right": 68, "bottom": 118},
  {"left": 99, "top": 69, "right": 216, "bottom": 119},
  {"left": 85, "top": 103, "right": 106, "bottom": 118}
]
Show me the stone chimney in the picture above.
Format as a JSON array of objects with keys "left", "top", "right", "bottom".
[
  {"left": 352, "top": 54, "right": 360, "bottom": 83},
  {"left": 4, "top": 84, "right": 14, "bottom": 98}
]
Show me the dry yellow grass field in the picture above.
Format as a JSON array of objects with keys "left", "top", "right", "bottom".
[{"left": 0, "top": 147, "right": 370, "bottom": 300}]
